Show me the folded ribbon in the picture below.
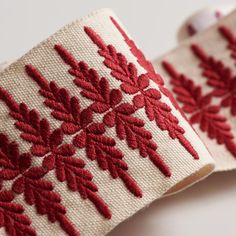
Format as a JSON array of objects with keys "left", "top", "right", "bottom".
[
  {"left": 154, "top": 8, "right": 236, "bottom": 172},
  {"left": 177, "top": 5, "right": 234, "bottom": 42},
  {"left": 0, "top": 8, "right": 214, "bottom": 236}
]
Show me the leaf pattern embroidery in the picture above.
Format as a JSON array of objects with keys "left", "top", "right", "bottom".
[{"left": 162, "top": 61, "right": 236, "bottom": 157}]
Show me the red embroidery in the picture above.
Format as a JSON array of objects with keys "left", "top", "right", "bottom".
[
  {"left": 110, "top": 16, "right": 164, "bottom": 85},
  {"left": 187, "top": 24, "right": 196, "bottom": 36},
  {"left": 54, "top": 44, "right": 172, "bottom": 177},
  {"left": 0, "top": 190, "right": 36, "bottom": 236},
  {"left": 219, "top": 25, "right": 236, "bottom": 64},
  {"left": 0, "top": 87, "right": 111, "bottom": 221},
  {"left": 0, "top": 133, "right": 79, "bottom": 236},
  {"left": 25, "top": 64, "right": 143, "bottom": 198},
  {"left": 0, "top": 133, "right": 31, "bottom": 185},
  {"left": 110, "top": 16, "right": 187, "bottom": 109},
  {"left": 191, "top": 44, "right": 236, "bottom": 116},
  {"left": 215, "top": 11, "right": 222, "bottom": 19},
  {"left": 162, "top": 61, "right": 236, "bottom": 157},
  {"left": 12, "top": 167, "right": 80, "bottom": 236},
  {"left": 84, "top": 26, "right": 199, "bottom": 160}
]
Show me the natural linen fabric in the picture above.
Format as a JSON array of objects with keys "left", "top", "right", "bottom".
[
  {"left": 154, "top": 8, "right": 236, "bottom": 172},
  {"left": 177, "top": 5, "right": 234, "bottom": 42},
  {"left": 0, "top": 9, "right": 214, "bottom": 236}
]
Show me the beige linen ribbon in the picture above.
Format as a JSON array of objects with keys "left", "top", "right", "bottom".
[
  {"left": 0, "top": 8, "right": 214, "bottom": 236},
  {"left": 177, "top": 5, "right": 234, "bottom": 42},
  {"left": 154, "top": 8, "right": 236, "bottom": 172}
]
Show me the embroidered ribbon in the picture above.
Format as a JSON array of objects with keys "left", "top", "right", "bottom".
[
  {"left": 154, "top": 8, "right": 236, "bottom": 172},
  {"left": 177, "top": 5, "right": 234, "bottom": 42},
  {"left": 0, "top": 9, "right": 214, "bottom": 236}
]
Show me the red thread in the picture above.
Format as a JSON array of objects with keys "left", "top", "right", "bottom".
[
  {"left": 15, "top": 168, "right": 79, "bottom": 236},
  {"left": 84, "top": 26, "right": 199, "bottom": 160},
  {"left": 110, "top": 16, "right": 164, "bottom": 85},
  {"left": 191, "top": 44, "right": 236, "bottom": 116},
  {"left": 0, "top": 87, "right": 111, "bottom": 221},
  {"left": 25, "top": 64, "right": 82, "bottom": 135},
  {"left": 54, "top": 44, "right": 171, "bottom": 177},
  {"left": 162, "top": 61, "right": 236, "bottom": 157},
  {"left": 26, "top": 63, "right": 142, "bottom": 198},
  {"left": 0, "top": 135, "right": 36, "bottom": 236},
  {"left": 0, "top": 190, "right": 36, "bottom": 236},
  {"left": 0, "top": 133, "right": 31, "bottom": 185},
  {"left": 219, "top": 25, "right": 236, "bottom": 64},
  {"left": 187, "top": 24, "right": 196, "bottom": 36},
  {"left": 110, "top": 15, "right": 195, "bottom": 111},
  {"left": 0, "top": 133, "right": 80, "bottom": 236}
]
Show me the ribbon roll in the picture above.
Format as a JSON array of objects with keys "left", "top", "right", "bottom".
[
  {"left": 154, "top": 8, "right": 236, "bottom": 172},
  {"left": 177, "top": 5, "right": 235, "bottom": 42},
  {"left": 0, "top": 8, "right": 214, "bottom": 236}
]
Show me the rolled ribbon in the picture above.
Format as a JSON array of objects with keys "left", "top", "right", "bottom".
[
  {"left": 177, "top": 5, "right": 235, "bottom": 42},
  {"left": 0, "top": 8, "right": 214, "bottom": 236},
  {"left": 154, "top": 8, "right": 236, "bottom": 172}
]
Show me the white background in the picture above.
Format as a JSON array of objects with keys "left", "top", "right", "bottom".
[{"left": 0, "top": 1, "right": 236, "bottom": 236}]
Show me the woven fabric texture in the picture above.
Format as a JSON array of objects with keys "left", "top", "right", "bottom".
[
  {"left": 155, "top": 9, "right": 236, "bottom": 172},
  {"left": 0, "top": 9, "right": 214, "bottom": 236}
]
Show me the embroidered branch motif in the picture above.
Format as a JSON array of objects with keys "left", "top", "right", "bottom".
[
  {"left": 219, "top": 25, "right": 236, "bottom": 64},
  {"left": 110, "top": 16, "right": 163, "bottom": 85},
  {"left": 0, "top": 133, "right": 79, "bottom": 236},
  {"left": 0, "top": 87, "right": 111, "bottom": 220},
  {"left": 162, "top": 61, "right": 236, "bottom": 157},
  {"left": 0, "top": 134, "right": 31, "bottom": 187},
  {"left": 191, "top": 44, "right": 236, "bottom": 116},
  {"left": 84, "top": 26, "right": 199, "bottom": 160},
  {"left": 25, "top": 64, "right": 142, "bottom": 198},
  {"left": 54, "top": 44, "right": 172, "bottom": 177},
  {"left": 110, "top": 16, "right": 182, "bottom": 110},
  {"left": 111, "top": 15, "right": 181, "bottom": 110},
  {"left": 0, "top": 190, "right": 36, "bottom": 236}
]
